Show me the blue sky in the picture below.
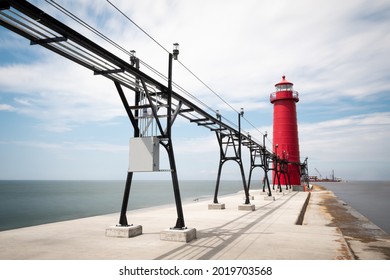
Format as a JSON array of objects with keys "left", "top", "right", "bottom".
[{"left": 0, "top": 0, "right": 389, "bottom": 181}]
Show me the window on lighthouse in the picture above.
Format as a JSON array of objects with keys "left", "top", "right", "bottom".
[{"left": 276, "top": 84, "right": 293, "bottom": 91}]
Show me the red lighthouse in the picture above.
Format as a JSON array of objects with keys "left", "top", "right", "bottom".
[{"left": 270, "top": 75, "right": 301, "bottom": 187}]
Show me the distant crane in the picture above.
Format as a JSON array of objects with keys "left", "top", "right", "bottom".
[{"left": 314, "top": 168, "right": 322, "bottom": 180}]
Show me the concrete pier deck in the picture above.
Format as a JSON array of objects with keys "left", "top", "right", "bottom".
[{"left": 0, "top": 187, "right": 389, "bottom": 260}]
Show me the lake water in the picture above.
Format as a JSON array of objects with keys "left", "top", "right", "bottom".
[
  {"left": 317, "top": 181, "right": 390, "bottom": 234},
  {"left": 1, "top": 180, "right": 388, "bottom": 234},
  {"left": 0, "top": 180, "right": 251, "bottom": 231}
]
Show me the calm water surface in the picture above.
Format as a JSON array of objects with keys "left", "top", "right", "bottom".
[
  {"left": 318, "top": 181, "right": 390, "bottom": 234},
  {"left": 1, "top": 180, "right": 388, "bottom": 233},
  {"left": 0, "top": 180, "right": 248, "bottom": 231}
]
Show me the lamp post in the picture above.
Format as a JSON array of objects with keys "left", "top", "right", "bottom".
[
  {"left": 130, "top": 50, "right": 140, "bottom": 137},
  {"left": 273, "top": 144, "right": 280, "bottom": 191},
  {"left": 117, "top": 50, "right": 140, "bottom": 226},
  {"left": 262, "top": 132, "right": 269, "bottom": 193},
  {"left": 168, "top": 43, "right": 179, "bottom": 138},
  {"left": 238, "top": 108, "right": 244, "bottom": 157},
  {"left": 167, "top": 43, "right": 186, "bottom": 229},
  {"left": 238, "top": 108, "right": 251, "bottom": 205}
]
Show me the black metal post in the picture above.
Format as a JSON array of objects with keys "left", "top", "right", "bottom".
[
  {"left": 240, "top": 163, "right": 250, "bottom": 205},
  {"left": 132, "top": 53, "right": 141, "bottom": 138},
  {"left": 272, "top": 161, "right": 282, "bottom": 192},
  {"left": 273, "top": 144, "right": 280, "bottom": 191},
  {"left": 167, "top": 53, "right": 186, "bottom": 229},
  {"left": 117, "top": 55, "right": 140, "bottom": 227},
  {"left": 213, "top": 155, "right": 223, "bottom": 204},
  {"left": 118, "top": 172, "right": 133, "bottom": 226},
  {"left": 262, "top": 133, "right": 272, "bottom": 196},
  {"left": 167, "top": 141, "right": 186, "bottom": 229},
  {"left": 213, "top": 112, "right": 223, "bottom": 204},
  {"left": 238, "top": 111, "right": 250, "bottom": 205},
  {"left": 247, "top": 134, "right": 254, "bottom": 191},
  {"left": 247, "top": 166, "right": 254, "bottom": 191},
  {"left": 284, "top": 162, "right": 291, "bottom": 190},
  {"left": 238, "top": 111, "right": 242, "bottom": 160}
]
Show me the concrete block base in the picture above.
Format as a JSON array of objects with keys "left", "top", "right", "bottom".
[
  {"left": 208, "top": 203, "right": 225, "bottom": 210},
  {"left": 238, "top": 204, "right": 255, "bottom": 211},
  {"left": 160, "top": 228, "right": 197, "bottom": 242},
  {"left": 105, "top": 225, "right": 142, "bottom": 238},
  {"left": 264, "top": 196, "right": 276, "bottom": 201}
]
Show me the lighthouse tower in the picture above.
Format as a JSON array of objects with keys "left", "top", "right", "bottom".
[{"left": 270, "top": 75, "right": 301, "bottom": 187}]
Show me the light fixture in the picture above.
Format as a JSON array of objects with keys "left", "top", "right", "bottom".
[
  {"left": 216, "top": 110, "right": 221, "bottom": 120},
  {"left": 130, "top": 50, "right": 136, "bottom": 65},
  {"left": 173, "top": 43, "right": 179, "bottom": 60}
]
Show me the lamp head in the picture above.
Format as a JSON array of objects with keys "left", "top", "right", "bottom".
[{"left": 173, "top": 43, "right": 179, "bottom": 60}]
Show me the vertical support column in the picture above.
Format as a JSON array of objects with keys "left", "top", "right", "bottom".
[
  {"left": 284, "top": 162, "right": 291, "bottom": 190},
  {"left": 246, "top": 138, "right": 259, "bottom": 192},
  {"left": 161, "top": 50, "right": 196, "bottom": 242},
  {"left": 238, "top": 158, "right": 251, "bottom": 206},
  {"left": 212, "top": 112, "right": 223, "bottom": 206},
  {"left": 262, "top": 134, "right": 272, "bottom": 196},
  {"left": 263, "top": 173, "right": 272, "bottom": 194},
  {"left": 209, "top": 131, "right": 226, "bottom": 210},
  {"left": 238, "top": 110, "right": 251, "bottom": 206},
  {"left": 260, "top": 150, "right": 275, "bottom": 201},
  {"left": 165, "top": 52, "right": 186, "bottom": 230},
  {"left": 213, "top": 146, "right": 224, "bottom": 204},
  {"left": 115, "top": 81, "right": 137, "bottom": 226},
  {"left": 247, "top": 165, "right": 254, "bottom": 191},
  {"left": 300, "top": 157, "right": 310, "bottom": 191},
  {"left": 114, "top": 57, "right": 140, "bottom": 228},
  {"left": 118, "top": 172, "right": 133, "bottom": 226},
  {"left": 272, "top": 156, "right": 282, "bottom": 192},
  {"left": 211, "top": 132, "right": 228, "bottom": 206},
  {"left": 166, "top": 140, "right": 186, "bottom": 229},
  {"left": 106, "top": 76, "right": 142, "bottom": 238}
]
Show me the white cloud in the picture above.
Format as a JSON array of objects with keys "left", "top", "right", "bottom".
[
  {"left": 299, "top": 112, "right": 390, "bottom": 179},
  {"left": 0, "top": 104, "right": 15, "bottom": 111},
  {"left": 22, "top": 0, "right": 389, "bottom": 113},
  {"left": 3, "top": 140, "right": 127, "bottom": 153},
  {"left": 0, "top": 57, "right": 125, "bottom": 132}
]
